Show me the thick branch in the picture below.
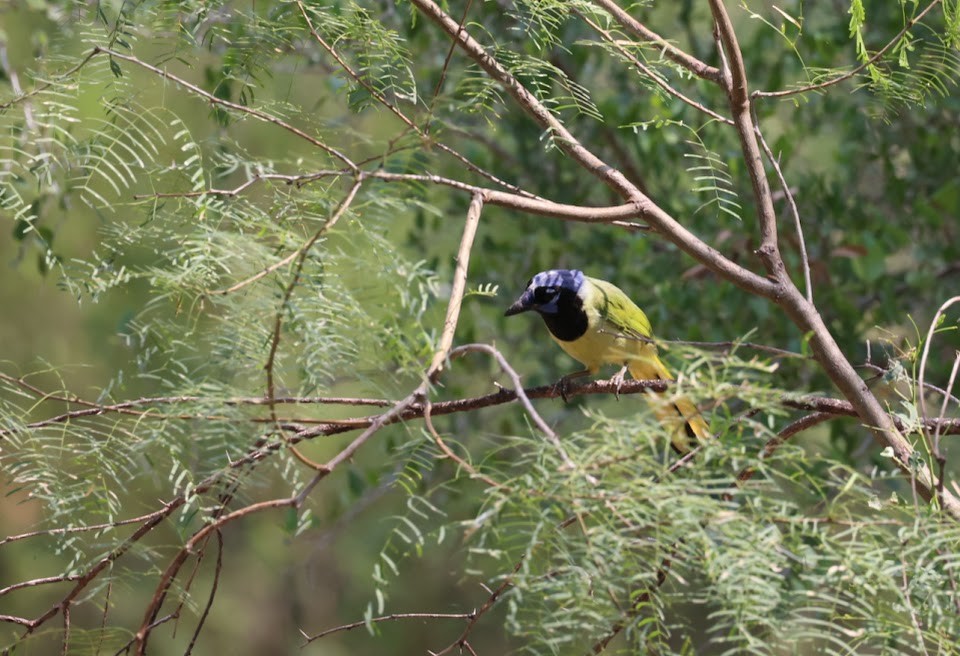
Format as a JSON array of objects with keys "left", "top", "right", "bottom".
[
  {"left": 780, "top": 286, "right": 960, "bottom": 519},
  {"left": 707, "top": 0, "right": 783, "bottom": 277},
  {"left": 702, "top": 1, "right": 959, "bottom": 518}
]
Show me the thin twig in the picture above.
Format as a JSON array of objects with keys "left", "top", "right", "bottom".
[
  {"left": 933, "top": 351, "right": 960, "bottom": 501},
  {"left": 917, "top": 296, "right": 960, "bottom": 504},
  {"left": 735, "top": 412, "right": 834, "bottom": 488},
  {"left": 92, "top": 47, "right": 357, "bottom": 170},
  {"left": 449, "top": 343, "right": 592, "bottom": 480},
  {"left": 429, "top": 558, "right": 524, "bottom": 656},
  {"left": 752, "top": 107, "right": 813, "bottom": 303},
  {"left": 295, "top": 0, "right": 530, "bottom": 196},
  {"left": 263, "top": 178, "right": 363, "bottom": 423},
  {"left": 301, "top": 611, "right": 476, "bottom": 644},
  {"left": 576, "top": 9, "right": 732, "bottom": 124},
  {"left": 588, "top": 0, "right": 722, "bottom": 82},
  {"left": 0, "top": 575, "right": 82, "bottom": 598},
  {"left": 589, "top": 548, "right": 675, "bottom": 654},
  {"left": 0, "top": 48, "right": 100, "bottom": 111},
  {"left": 423, "top": 399, "right": 503, "bottom": 488},
  {"left": 132, "top": 168, "right": 648, "bottom": 229},
  {"left": 184, "top": 530, "right": 223, "bottom": 656},
  {"left": 754, "top": 0, "right": 944, "bottom": 98}
]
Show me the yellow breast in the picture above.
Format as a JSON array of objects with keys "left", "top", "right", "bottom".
[{"left": 550, "top": 311, "right": 659, "bottom": 375}]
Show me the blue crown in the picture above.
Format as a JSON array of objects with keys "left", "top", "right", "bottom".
[{"left": 529, "top": 269, "right": 584, "bottom": 292}]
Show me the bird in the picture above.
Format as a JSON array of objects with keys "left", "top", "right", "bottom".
[{"left": 504, "top": 269, "right": 709, "bottom": 454}]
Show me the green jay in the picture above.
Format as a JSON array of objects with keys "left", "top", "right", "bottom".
[{"left": 506, "top": 269, "right": 709, "bottom": 453}]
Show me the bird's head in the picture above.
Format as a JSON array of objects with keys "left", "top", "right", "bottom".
[{"left": 505, "top": 269, "right": 584, "bottom": 317}]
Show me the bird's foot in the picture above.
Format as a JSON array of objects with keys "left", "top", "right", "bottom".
[
  {"left": 609, "top": 365, "right": 629, "bottom": 401},
  {"left": 556, "top": 370, "right": 590, "bottom": 403}
]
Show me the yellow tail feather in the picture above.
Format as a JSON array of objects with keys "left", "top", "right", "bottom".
[{"left": 628, "top": 356, "right": 710, "bottom": 454}]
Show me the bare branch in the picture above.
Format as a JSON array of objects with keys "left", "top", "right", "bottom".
[
  {"left": 707, "top": 0, "right": 783, "bottom": 278},
  {"left": 429, "top": 557, "right": 523, "bottom": 656},
  {"left": 589, "top": 0, "right": 722, "bottom": 83},
  {"left": 576, "top": 9, "right": 732, "bottom": 125},
  {"left": 302, "top": 611, "right": 476, "bottom": 644},
  {"left": 0, "top": 575, "right": 81, "bottom": 598}
]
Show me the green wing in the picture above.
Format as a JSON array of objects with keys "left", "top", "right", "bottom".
[{"left": 585, "top": 276, "right": 653, "bottom": 339}]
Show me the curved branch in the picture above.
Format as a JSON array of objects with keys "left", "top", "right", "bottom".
[
  {"left": 917, "top": 296, "right": 960, "bottom": 503},
  {"left": 132, "top": 168, "right": 650, "bottom": 229}
]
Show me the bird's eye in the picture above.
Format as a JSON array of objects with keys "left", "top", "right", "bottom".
[{"left": 533, "top": 286, "right": 557, "bottom": 303}]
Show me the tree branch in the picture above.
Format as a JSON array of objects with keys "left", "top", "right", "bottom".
[
  {"left": 409, "top": 0, "right": 779, "bottom": 301},
  {"left": 589, "top": 0, "right": 722, "bottom": 83},
  {"left": 295, "top": 0, "right": 530, "bottom": 196},
  {"left": 707, "top": 0, "right": 783, "bottom": 278},
  {"left": 131, "top": 168, "right": 650, "bottom": 230},
  {"left": 576, "top": 9, "right": 732, "bottom": 125},
  {"left": 301, "top": 611, "right": 477, "bottom": 644},
  {"left": 91, "top": 47, "right": 357, "bottom": 171},
  {"left": 263, "top": 177, "right": 362, "bottom": 422},
  {"left": 429, "top": 557, "right": 524, "bottom": 656}
]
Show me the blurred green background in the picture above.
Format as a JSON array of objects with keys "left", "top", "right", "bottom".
[{"left": 2, "top": 0, "right": 960, "bottom": 654}]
